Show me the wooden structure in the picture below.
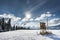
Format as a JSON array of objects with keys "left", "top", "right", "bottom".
[
  {"left": 40, "top": 22, "right": 46, "bottom": 30},
  {"left": 40, "top": 22, "right": 52, "bottom": 35}
]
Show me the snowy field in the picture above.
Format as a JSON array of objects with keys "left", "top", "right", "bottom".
[{"left": 0, "top": 30, "right": 60, "bottom": 40}]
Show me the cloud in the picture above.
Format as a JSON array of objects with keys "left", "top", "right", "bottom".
[
  {"left": 35, "top": 17, "right": 40, "bottom": 21},
  {"left": 24, "top": 18, "right": 60, "bottom": 29},
  {"left": 21, "top": 18, "right": 34, "bottom": 22},
  {"left": 24, "top": 17, "right": 60, "bottom": 29},
  {"left": 29, "top": 18, "right": 34, "bottom": 21},
  {"left": 48, "top": 18, "right": 60, "bottom": 26},
  {"left": 21, "top": 17, "right": 29, "bottom": 22},
  {"left": 35, "top": 12, "right": 53, "bottom": 21},
  {"left": 24, "top": 22, "right": 40, "bottom": 29},
  {"left": 0, "top": 13, "right": 21, "bottom": 26},
  {"left": 25, "top": 22, "right": 39, "bottom": 27},
  {"left": 35, "top": 12, "right": 60, "bottom": 27}
]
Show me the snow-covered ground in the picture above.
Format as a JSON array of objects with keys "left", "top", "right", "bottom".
[{"left": 0, "top": 30, "right": 60, "bottom": 40}]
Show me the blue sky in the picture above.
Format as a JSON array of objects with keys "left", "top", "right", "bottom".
[
  {"left": 0, "top": 0, "right": 60, "bottom": 17},
  {"left": 0, "top": 0, "right": 60, "bottom": 29}
]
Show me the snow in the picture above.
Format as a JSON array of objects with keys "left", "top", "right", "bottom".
[{"left": 0, "top": 30, "right": 60, "bottom": 40}]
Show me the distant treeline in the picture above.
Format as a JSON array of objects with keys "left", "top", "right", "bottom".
[{"left": 0, "top": 18, "right": 30, "bottom": 32}]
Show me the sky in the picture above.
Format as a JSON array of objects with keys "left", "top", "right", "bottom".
[{"left": 0, "top": 0, "right": 60, "bottom": 29}]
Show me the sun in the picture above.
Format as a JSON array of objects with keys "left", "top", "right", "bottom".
[{"left": 25, "top": 11, "right": 31, "bottom": 18}]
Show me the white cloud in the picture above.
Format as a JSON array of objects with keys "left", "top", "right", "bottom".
[
  {"left": 21, "top": 18, "right": 29, "bottom": 22},
  {"left": 35, "top": 11, "right": 53, "bottom": 21},
  {"left": 48, "top": 18, "right": 60, "bottom": 26},
  {"left": 40, "top": 13, "right": 46, "bottom": 20},
  {"left": 40, "top": 12, "right": 52, "bottom": 19},
  {"left": 29, "top": 18, "right": 34, "bottom": 21},
  {"left": 24, "top": 17, "right": 60, "bottom": 28},
  {"left": 46, "top": 12, "right": 52, "bottom": 17},
  {"left": 24, "top": 22, "right": 40, "bottom": 29},
  {"left": 24, "top": 18, "right": 60, "bottom": 29},
  {"left": 35, "top": 17, "right": 40, "bottom": 21}
]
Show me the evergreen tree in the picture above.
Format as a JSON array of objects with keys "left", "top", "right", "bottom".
[
  {"left": 7, "top": 18, "right": 11, "bottom": 31},
  {"left": 1, "top": 18, "right": 5, "bottom": 31}
]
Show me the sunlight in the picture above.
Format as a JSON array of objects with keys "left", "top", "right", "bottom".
[{"left": 25, "top": 11, "right": 31, "bottom": 18}]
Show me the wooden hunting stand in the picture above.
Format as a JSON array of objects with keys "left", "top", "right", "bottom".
[{"left": 40, "top": 22, "right": 52, "bottom": 35}]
